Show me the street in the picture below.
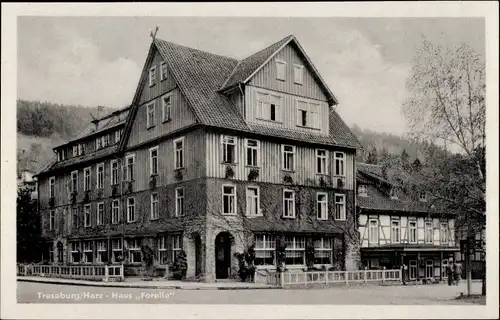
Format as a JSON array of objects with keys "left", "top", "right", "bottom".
[{"left": 17, "top": 281, "right": 484, "bottom": 304}]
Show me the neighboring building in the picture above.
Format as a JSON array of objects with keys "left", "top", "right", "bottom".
[
  {"left": 35, "top": 35, "right": 362, "bottom": 282},
  {"left": 17, "top": 169, "right": 37, "bottom": 199},
  {"left": 356, "top": 163, "right": 460, "bottom": 282}
]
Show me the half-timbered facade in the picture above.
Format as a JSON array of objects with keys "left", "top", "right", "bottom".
[
  {"left": 36, "top": 35, "right": 362, "bottom": 282},
  {"left": 356, "top": 163, "right": 460, "bottom": 282}
]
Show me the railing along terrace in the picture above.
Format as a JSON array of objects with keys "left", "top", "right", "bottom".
[{"left": 17, "top": 263, "right": 124, "bottom": 282}]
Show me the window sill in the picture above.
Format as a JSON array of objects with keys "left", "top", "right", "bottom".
[
  {"left": 245, "top": 165, "right": 260, "bottom": 169},
  {"left": 162, "top": 118, "right": 172, "bottom": 123},
  {"left": 317, "top": 217, "right": 329, "bottom": 221},
  {"left": 282, "top": 169, "right": 295, "bottom": 173},
  {"left": 221, "top": 162, "right": 238, "bottom": 166},
  {"left": 222, "top": 213, "right": 237, "bottom": 217},
  {"left": 335, "top": 218, "right": 346, "bottom": 222},
  {"left": 282, "top": 216, "right": 296, "bottom": 219},
  {"left": 146, "top": 125, "right": 156, "bottom": 130},
  {"left": 127, "top": 220, "right": 137, "bottom": 224},
  {"left": 247, "top": 214, "right": 263, "bottom": 218},
  {"left": 174, "top": 167, "right": 185, "bottom": 171},
  {"left": 150, "top": 217, "right": 159, "bottom": 221},
  {"left": 296, "top": 125, "right": 321, "bottom": 131},
  {"left": 255, "top": 117, "right": 283, "bottom": 124},
  {"left": 294, "top": 82, "right": 303, "bottom": 86}
]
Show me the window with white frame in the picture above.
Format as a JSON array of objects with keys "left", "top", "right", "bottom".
[
  {"left": 172, "top": 234, "right": 182, "bottom": 262},
  {"left": 96, "top": 136, "right": 102, "bottom": 150},
  {"left": 115, "top": 129, "right": 122, "bottom": 143},
  {"left": 79, "top": 143, "right": 85, "bottom": 155},
  {"left": 276, "top": 60, "right": 286, "bottom": 81},
  {"left": 49, "top": 210, "right": 55, "bottom": 230},
  {"left": 70, "top": 171, "right": 78, "bottom": 194},
  {"left": 282, "top": 145, "right": 295, "bottom": 171},
  {"left": 222, "top": 136, "right": 237, "bottom": 164},
  {"left": 73, "top": 145, "right": 78, "bottom": 157},
  {"left": 162, "top": 94, "right": 172, "bottom": 122},
  {"left": 125, "top": 154, "right": 135, "bottom": 181},
  {"left": 101, "top": 134, "right": 109, "bottom": 148},
  {"left": 254, "top": 234, "right": 276, "bottom": 266},
  {"left": 147, "top": 102, "right": 156, "bottom": 128},
  {"left": 440, "top": 223, "right": 448, "bottom": 244},
  {"left": 110, "top": 160, "right": 119, "bottom": 185},
  {"left": 296, "top": 100, "right": 319, "bottom": 128},
  {"left": 293, "top": 64, "right": 304, "bottom": 85},
  {"left": 151, "top": 193, "right": 159, "bottom": 220},
  {"left": 283, "top": 189, "right": 296, "bottom": 218},
  {"left": 49, "top": 177, "right": 55, "bottom": 198},
  {"left": 111, "top": 239, "right": 122, "bottom": 262},
  {"left": 127, "top": 197, "right": 135, "bottom": 222},
  {"left": 334, "top": 152, "right": 345, "bottom": 176},
  {"left": 160, "top": 61, "right": 167, "bottom": 81},
  {"left": 314, "top": 237, "right": 332, "bottom": 265},
  {"left": 285, "top": 236, "right": 305, "bottom": 265},
  {"left": 84, "top": 205, "right": 91, "bottom": 227},
  {"left": 97, "top": 202, "right": 104, "bottom": 225},
  {"left": 317, "top": 192, "right": 328, "bottom": 220},
  {"left": 358, "top": 184, "right": 367, "bottom": 197},
  {"left": 369, "top": 219, "right": 378, "bottom": 244},
  {"left": 83, "top": 240, "right": 93, "bottom": 263},
  {"left": 409, "top": 221, "right": 417, "bottom": 243},
  {"left": 316, "top": 149, "right": 328, "bottom": 174},
  {"left": 245, "top": 139, "right": 259, "bottom": 167},
  {"left": 96, "top": 163, "right": 104, "bottom": 189},
  {"left": 246, "top": 187, "right": 260, "bottom": 216},
  {"left": 174, "top": 137, "right": 184, "bottom": 169},
  {"left": 256, "top": 92, "right": 281, "bottom": 122},
  {"left": 149, "top": 66, "right": 156, "bottom": 87},
  {"left": 419, "top": 191, "right": 427, "bottom": 202},
  {"left": 158, "top": 236, "right": 168, "bottom": 265},
  {"left": 72, "top": 207, "right": 78, "bottom": 228},
  {"left": 70, "top": 241, "right": 80, "bottom": 263},
  {"left": 425, "top": 221, "right": 433, "bottom": 243},
  {"left": 334, "top": 194, "right": 346, "bottom": 220},
  {"left": 84, "top": 167, "right": 91, "bottom": 191},
  {"left": 96, "top": 240, "right": 107, "bottom": 263},
  {"left": 149, "top": 146, "right": 158, "bottom": 175},
  {"left": 112, "top": 200, "right": 120, "bottom": 224},
  {"left": 175, "top": 188, "right": 184, "bottom": 217},
  {"left": 391, "top": 220, "right": 400, "bottom": 243},
  {"left": 127, "top": 239, "right": 141, "bottom": 263},
  {"left": 222, "top": 185, "right": 236, "bottom": 215}
]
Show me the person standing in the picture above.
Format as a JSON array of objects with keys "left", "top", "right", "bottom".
[
  {"left": 447, "top": 261, "right": 454, "bottom": 286},
  {"left": 454, "top": 261, "right": 463, "bottom": 286},
  {"left": 402, "top": 263, "right": 408, "bottom": 285}
]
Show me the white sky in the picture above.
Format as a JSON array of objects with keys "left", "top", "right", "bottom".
[{"left": 17, "top": 17, "right": 484, "bottom": 135}]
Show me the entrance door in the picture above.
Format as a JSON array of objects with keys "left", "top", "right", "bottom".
[
  {"left": 215, "top": 233, "right": 231, "bottom": 279},
  {"left": 409, "top": 260, "right": 417, "bottom": 280},
  {"left": 425, "top": 259, "right": 433, "bottom": 279},
  {"left": 195, "top": 235, "right": 202, "bottom": 277}
]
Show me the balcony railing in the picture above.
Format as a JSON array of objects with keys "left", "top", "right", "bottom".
[{"left": 17, "top": 263, "right": 124, "bottom": 282}]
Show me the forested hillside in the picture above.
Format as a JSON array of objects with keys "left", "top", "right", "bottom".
[{"left": 17, "top": 99, "right": 428, "bottom": 173}]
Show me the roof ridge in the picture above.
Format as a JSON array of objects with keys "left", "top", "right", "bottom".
[
  {"left": 154, "top": 37, "right": 238, "bottom": 63},
  {"left": 238, "top": 34, "right": 294, "bottom": 62}
]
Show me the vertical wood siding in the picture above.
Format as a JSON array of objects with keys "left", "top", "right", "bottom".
[
  {"left": 127, "top": 50, "right": 197, "bottom": 148},
  {"left": 205, "top": 132, "right": 354, "bottom": 189},
  {"left": 249, "top": 43, "right": 328, "bottom": 101},
  {"left": 245, "top": 85, "right": 330, "bottom": 135},
  {"left": 359, "top": 213, "right": 456, "bottom": 248}
]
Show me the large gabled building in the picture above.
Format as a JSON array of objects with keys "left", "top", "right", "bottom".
[{"left": 36, "top": 35, "right": 363, "bottom": 282}]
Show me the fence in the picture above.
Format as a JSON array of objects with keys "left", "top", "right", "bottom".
[
  {"left": 17, "top": 264, "right": 124, "bottom": 282},
  {"left": 266, "top": 268, "right": 402, "bottom": 287}
]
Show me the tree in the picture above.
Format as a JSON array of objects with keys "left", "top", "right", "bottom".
[
  {"left": 402, "top": 39, "right": 486, "bottom": 295},
  {"left": 17, "top": 187, "right": 42, "bottom": 262},
  {"left": 366, "top": 147, "right": 378, "bottom": 164}
]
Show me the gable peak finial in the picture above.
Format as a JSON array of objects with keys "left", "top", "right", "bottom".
[{"left": 149, "top": 25, "right": 159, "bottom": 41}]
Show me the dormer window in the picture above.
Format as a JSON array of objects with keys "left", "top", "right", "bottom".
[
  {"left": 73, "top": 145, "right": 78, "bottom": 157},
  {"left": 390, "top": 188, "right": 398, "bottom": 200},
  {"left": 358, "top": 184, "right": 367, "bottom": 197},
  {"left": 419, "top": 191, "right": 427, "bottom": 202}
]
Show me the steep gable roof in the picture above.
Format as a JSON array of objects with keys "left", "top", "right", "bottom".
[{"left": 220, "top": 35, "right": 338, "bottom": 105}]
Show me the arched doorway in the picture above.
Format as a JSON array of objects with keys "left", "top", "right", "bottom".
[
  {"left": 56, "top": 241, "right": 64, "bottom": 264},
  {"left": 215, "top": 232, "right": 233, "bottom": 279}
]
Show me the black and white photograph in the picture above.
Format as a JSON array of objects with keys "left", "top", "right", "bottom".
[{"left": 1, "top": 2, "right": 498, "bottom": 319}]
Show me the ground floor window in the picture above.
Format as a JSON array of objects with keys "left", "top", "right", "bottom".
[
  {"left": 111, "top": 239, "right": 123, "bottom": 263},
  {"left": 126, "top": 239, "right": 141, "bottom": 263},
  {"left": 314, "top": 237, "right": 332, "bottom": 265},
  {"left": 70, "top": 241, "right": 80, "bottom": 263},
  {"left": 254, "top": 234, "right": 276, "bottom": 266},
  {"left": 425, "top": 259, "right": 433, "bottom": 278},
  {"left": 96, "top": 240, "right": 108, "bottom": 263},
  {"left": 158, "top": 236, "right": 168, "bottom": 265},
  {"left": 442, "top": 259, "right": 449, "bottom": 278},
  {"left": 285, "top": 236, "right": 305, "bottom": 266},
  {"left": 409, "top": 260, "right": 417, "bottom": 280},
  {"left": 83, "top": 241, "right": 93, "bottom": 263},
  {"left": 172, "top": 234, "right": 182, "bottom": 262}
]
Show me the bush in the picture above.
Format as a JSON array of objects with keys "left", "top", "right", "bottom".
[
  {"left": 141, "top": 243, "right": 156, "bottom": 278},
  {"left": 234, "top": 245, "right": 256, "bottom": 282},
  {"left": 170, "top": 250, "right": 187, "bottom": 280}
]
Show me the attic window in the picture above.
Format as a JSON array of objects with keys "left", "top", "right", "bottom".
[
  {"left": 390, "top": 188, "right": 398, "bottom": 200},
  {"left": 293, "top": 64, "right": 303, "bottom": 85},
  {"left": 358, "top": 184, "right": 367, "bottom": 197},
  {"left": 276, "top": 60, "right": 286, "bottom": 81},
  {"left": 160, "top": 61, "right": 167, "bottom": 81},
  {"left": 149, "top": 66, "right": 157, "bottom": 87}
]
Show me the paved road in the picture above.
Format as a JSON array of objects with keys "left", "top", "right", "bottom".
[{"left": 17, "top": 281, "right": 483, "bottom": 304}]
